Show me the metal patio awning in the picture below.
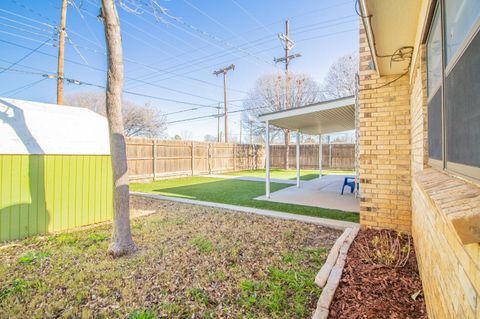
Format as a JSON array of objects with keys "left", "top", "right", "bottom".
[{"left": 257, "top": 96, "right": 355, "bottom": 135}]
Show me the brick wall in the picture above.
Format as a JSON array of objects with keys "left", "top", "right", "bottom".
[
  {"left": 358, "top": 23, "right": 412, "bottom": 232},
  {"left": 410, "top": 45, "right": 429, "bottom": 175},
  {"left": 412, "top": 170, "right": 480, "bottom": 318},
  {"left": 409, "top": 42, "right": 480, "bottom": 318}
]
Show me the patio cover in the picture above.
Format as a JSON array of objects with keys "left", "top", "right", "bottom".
[
  {"left": 258, "top": 96, "right": 355, "bottom": 135},
  {"left": 258, "top": 95, "right": 357, "bottom": 198}
]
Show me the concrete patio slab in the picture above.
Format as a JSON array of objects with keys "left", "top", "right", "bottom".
[{"left": 255, "top": 175, "right": 360, "bottom": 213}]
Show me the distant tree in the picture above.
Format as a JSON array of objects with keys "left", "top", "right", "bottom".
[
  {"left": 243, "top": 72, "right": 320, "bottom": 168},
  {"left": 204, "top": 134, "right": 217, "bottom": 142},
  {"left": 173, "top": 134, "right": 182, "bottom": 140},
  {"left": 123, "top": 103, "right": 166, "bottom": 138},
  {"left": 65, "top": 91, "right": 166, "bottom": 138},
  {"left": 180, "top": 130, "right": 193, "bottom": 141},
  {"left": 320, "top": 53, "right": 358, "bottom": 99}
]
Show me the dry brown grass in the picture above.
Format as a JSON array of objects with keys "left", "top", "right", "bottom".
[{"left": 0, "top": 196, "right": 341, "bottom": 318}]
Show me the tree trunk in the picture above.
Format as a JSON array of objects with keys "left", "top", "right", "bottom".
[
  {"left": 101, "top": 0, "right": 136, "bottom": 257},
  {"left": 284, "top": 129, "right": 290, "bottom": 170}
]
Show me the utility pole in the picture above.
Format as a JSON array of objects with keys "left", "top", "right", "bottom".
[
  {"left": 213, "top": 64, "right": 235, "bottom": 143},
  {"left": 216, "top": 104, "right": 221, "bottom": 142},
  {"left": 57, "top": 0, "right": 68, "bottom": 105},
  {"left": 274, "top": 19, "right": 301, "bottom": 169}
]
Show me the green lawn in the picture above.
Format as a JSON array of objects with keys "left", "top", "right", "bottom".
[
  {"left": 224, "top": 169, "right": 354, "bottom": 181},
  {"left": 130, "top": 177, "right": 359, "bottom": 223}
]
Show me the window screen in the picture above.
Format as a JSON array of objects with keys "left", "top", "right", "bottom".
[
  {"left": 427, "top": 10, "right": 442, "bottom": 95},
  {"left": 445, "top": 30, "right": 480, "bottom": 168},
  {"left": 444, "top": 0, "right": 480, "bottom": 64},
  {"left": 428, "top": 90, "right": 443, "bottom": 161}
]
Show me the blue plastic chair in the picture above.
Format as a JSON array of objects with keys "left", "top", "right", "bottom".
[{"left": 341, "top": 177, "right": 358, "bottom": 195}]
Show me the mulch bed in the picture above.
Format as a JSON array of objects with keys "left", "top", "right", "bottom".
[{"left": 329, "top": 229, "right": 427, "bottom": 319}]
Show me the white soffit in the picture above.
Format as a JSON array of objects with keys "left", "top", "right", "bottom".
[
  {"left": 364, "top": 0, "right": 422, "bottom": 75},
  {"left": 0, "top": 97, "right": 110, "bottom": 155},
  {"left": 258, "top": 96, "right": 355, "bottom": 135}
]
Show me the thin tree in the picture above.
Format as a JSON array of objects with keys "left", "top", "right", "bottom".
[
  {"left": 320, "top": 53, "right": 358, "bottom": 99},
  {"left": 243, "top": 72, "right": 320, "bottom": 168},
  {"left": 101, "top": 0, "right": 136, "bottom": 257}
]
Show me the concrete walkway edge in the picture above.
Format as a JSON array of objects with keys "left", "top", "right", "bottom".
[
  {"left": 131, "top": 192, "right": 359, "bottom": 231},
  {"left": 199, "top": 174, "right": 297, "bottom": 185}
]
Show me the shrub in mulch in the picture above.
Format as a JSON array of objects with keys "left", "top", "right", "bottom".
[{"left": 329, "top": 229, "right": 427, "bottom": 319}]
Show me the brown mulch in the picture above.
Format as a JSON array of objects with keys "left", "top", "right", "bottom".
[{"left": 329, "top": 229, "right": 427, "bottom": 319}]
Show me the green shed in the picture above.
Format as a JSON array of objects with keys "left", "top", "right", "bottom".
[{"left": 0, "top": 97, "right": 113, "bottom": 242}]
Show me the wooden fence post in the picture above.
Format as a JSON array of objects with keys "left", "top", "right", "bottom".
[
  {"left": 233, "top": 143, "right": 236, "bottom": 171},
  {"left": 207, "top": 143, "right": 212, "bottom": 174},
  {"left": 329, "top": 143, "right": 332, "bottom": 169},
  {"left": 191, "top": 141, "right": 195, "bottom": 176},
  {"left": 152, "top": 139, "right": 157, "bottom": 181}
]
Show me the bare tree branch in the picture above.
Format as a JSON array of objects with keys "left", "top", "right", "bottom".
[{"left": 65, "top": 91, "right": 167, "bottom": 138}]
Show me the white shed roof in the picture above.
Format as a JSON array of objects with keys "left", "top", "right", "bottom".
[
  {"left": 0, "top": 97, "right": 110, "bottom": 155},
  {"left": 258, "top": 96, "right": 355, "bottom": 135}
]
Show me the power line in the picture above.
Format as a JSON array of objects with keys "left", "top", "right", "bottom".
[
  {"left": 122, "top": 0, "right": 278, "bottom": 68},
  {"left": 181, "top": 0, "right": 271, "bottom": 62},
  {"left": 126, "top": 22, "right": 357, "bottom": 89},
  {"left": 0, "top": 38, "right": 52, "bottom": 75},
  {"left": 1, "top": 77, "right": 48, "bottom": 96},
  {"left": 0, "top": 8, "right": 55, "bottom": 29},
  {"left": 229, "top": 0, "right": 276, "bottom": 37},
  {"left": 51, "top": 2, "right": 251, "bottom": 95},
  {"left": 0, "top": 35, "right": 239, "bottom": 104},
  {"left": 0, "top": 20, "right": 56, "bottom": 39},
  {"left": 0, "top": 66, "right": 230, "bottom": 108}
]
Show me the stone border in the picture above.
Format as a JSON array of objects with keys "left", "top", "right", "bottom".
[
  {"left": 312, "top": 226, "right": 360, "bottom": 319},
  {"left": 131, "top": 192, "right": 358, "bottom": 230}
]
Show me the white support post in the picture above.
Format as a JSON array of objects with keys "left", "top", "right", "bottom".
[
  {"left": 319, "top": 134, "right": 323, "bottom": 179},
  {"left": 296, "top": 129, "right": 300, "bottom": 188},
  {"left": 265, "top": 120, "right": 270, "bottom": 198}
]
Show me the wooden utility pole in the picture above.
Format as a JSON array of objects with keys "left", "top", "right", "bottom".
[
  {"left": 213, "top": 64, "right": 235, "bottom": 143},
  {"left": 216, "top": 105, "right": 221, "bottom": 142},
  {"left": 57, "top": 0, "right": 68, "bottom": 105},
  {"left": 274, "top": 19, "right": 301, "bottom": 169}
]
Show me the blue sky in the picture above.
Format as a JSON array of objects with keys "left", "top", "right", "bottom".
[{"left": 0, "top": 0, "right": 358, "bottom": 140}]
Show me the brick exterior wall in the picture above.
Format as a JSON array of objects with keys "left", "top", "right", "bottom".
[
  {"left": 410, "top": 45, "right": 429, "bottom": 175},
  {"left": 412, "top": 170, "right": 480, "bottom": 318},
  {"left": 358, "top": 17, "right": 479, "bottom": 318},
  {"left": 408, "top": 41, "right": 480, "bottom": 318},
  {"left": 358, "top": 23, "right": 412, "bottom": 232}
]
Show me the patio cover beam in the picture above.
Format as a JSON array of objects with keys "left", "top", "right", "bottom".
[
  {"left": 265, "top": 120, "right": 270, "bottom": 198},
  {"left": 258, "top": 96, "right": 355, "bottom": 135},
  {"left": 296, "top": 130, "right": 300, "bottom": 188},
  {"left": 319, "top": 134, "right": 323, "bottom": 179}
]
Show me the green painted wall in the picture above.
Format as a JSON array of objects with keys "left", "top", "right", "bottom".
[{"left": 0, "top": 155, "right": 113, "bottom": 242}]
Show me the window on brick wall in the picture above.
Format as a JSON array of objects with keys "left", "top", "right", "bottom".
[
  {"left": 426, "top": 0, "right": 480, "bottom": 180},
  {"left": 427, "top": 6, "right": 443, "bottom": 162}
]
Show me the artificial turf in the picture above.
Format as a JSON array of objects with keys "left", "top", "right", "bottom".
[{"left": 130, "top": 176, "right": 359, "bottom": 223}]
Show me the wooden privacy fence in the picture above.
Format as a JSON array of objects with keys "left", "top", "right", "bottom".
[
  {"left": 126, "top": 138, "right": 264, "bottom": 181},
  {"left": 269, "top": 144, "right": 355, "bottom": 170},
  {"left": 126, "top": 138, "right": 355, "bottom": 181}
]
